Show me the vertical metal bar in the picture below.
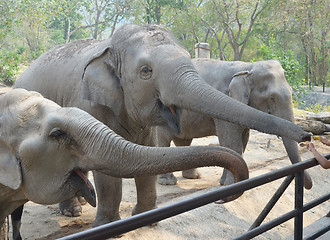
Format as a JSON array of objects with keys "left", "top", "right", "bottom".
[
  {"left": 294, "top": 170, "right": 304, "bottom": 240},
  {"left": 249, "top": 175, "right": 294, "bottom": 230}
]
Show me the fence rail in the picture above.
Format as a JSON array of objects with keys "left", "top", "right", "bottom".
[{"left": 58, "top": 153, "right": 330, "bottom": 240}]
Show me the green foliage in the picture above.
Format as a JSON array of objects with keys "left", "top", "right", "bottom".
[
  {"left": 306, "top": 103, "right": 330, "bottom": 113},
  {"left": 0, "top": 0, "right": 16, "bottom": 44},
  {"left": 0, "top": 0, "right": 327, "bottom": 93},
  {"left": 0, "top": 48, "right": 25, "bottom": 85},
  {"left": 130, "top": 0, "right": 186, "bottom": 25},
  {"left": 50, "top": 0, "right": 90, "bottom": 42},
  {"left": 256, "top": 37, "right": 306, "bottom": 101}
]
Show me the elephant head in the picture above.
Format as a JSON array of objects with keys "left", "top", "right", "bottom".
[
  {"left": 81, "top": 25, "right": 310, "bottom": 143},
  {"left": 0, "top": 89, "right": 249, "bottom": 224},
  {"left": 229, "top": 60, "right": 312, "bottom": 188}
]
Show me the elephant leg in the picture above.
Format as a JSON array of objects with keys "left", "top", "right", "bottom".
[
  {"left": 133, "top": 176, "right": 157, "bottom": 216},
  {"left": 0, "top": 218, "right": 8, "bottom": 240},
  {"left": 151, "top": 127, "right": 179, "bottom": 185},
  {"left": 11, "top": 204, "right": 24, "bottom": 240},
  {"left": 215, "top": 119, "right": 245, "bottom": 186},
  {"left": 172, "top": 138, "right": 199, "bottom": 179},
  {"left": 93, "top": 171, "right": 122, "bottom": 227},
  {"left": 242, "top": 128, "right": 250, "bottom": 153},
  {"left": 182, "top": 168, "right": 200, "bottom": 179}
]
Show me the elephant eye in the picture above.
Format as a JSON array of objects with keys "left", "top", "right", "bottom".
[
  {"left": 139, "top": 65, "right": 152, "bottom": 80},
  {"left": 49, "top": 127, "right": 76, "bottom": 146},
  {"left": 267, "top": 97, "right": 276, "bottom": 114},
  {"left": 49, "top": 128, "right": 67, "bottom": 138},
  {"left": 49, "top": 128, "right": 67, "bottom": 139}
]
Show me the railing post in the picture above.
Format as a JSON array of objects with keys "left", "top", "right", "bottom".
[
  {"left": 294, "top": 170, "right": 304, "bottom": 240},
  {"left": 249, "top": 175, "right": 294, "bottom": 230}
]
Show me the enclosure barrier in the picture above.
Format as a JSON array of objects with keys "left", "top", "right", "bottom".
[{"left": 58, "top": 153, "right": 330, "bottom": 240}]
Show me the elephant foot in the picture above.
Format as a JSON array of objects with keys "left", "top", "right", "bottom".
[
  {"left": 219, "top": 173, "right": 235, "bottom": 186},
  {"left": 158, "top": 173, "right": 177, "bottom": 185},
  {"left": 182, "top": 169, "right": 200, "bottom": 179},
  {"left": 93, "top": 215, "right": 121, "bottom": 228},
  {"left": 132, "top": 205, "right": 158, "bottom": 226},
  {"left": 59, "top": 198, "right": 82, "bottom": 217},
  {"left": 93, "top": 216, "right": 123, "bottom": 238},
  {"left": 78, "top": 196, "right": 87, "bottom": 205},
  {"left": 132, "top": 204, "right": 157, "bottom": 216}
]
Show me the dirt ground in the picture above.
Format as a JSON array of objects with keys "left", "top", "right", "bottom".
[{"left": 8, "top": 130, "right": 330, "bottom": 240}]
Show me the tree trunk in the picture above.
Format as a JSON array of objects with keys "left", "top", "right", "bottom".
[
  {"left": 319, "top": 30, "right": 328, "bottom": 88},
  {"left": 93, "top": 11, "right": 101, "bottom": 40},
  {"left": 295, "top": 118, "right": 330, "bottom": 135},
  {"left": 65, "top": 17, "right": 71, "bottom": 44}
]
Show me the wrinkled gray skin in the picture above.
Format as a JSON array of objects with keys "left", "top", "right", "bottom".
[
  {"left": 157, "top": 59, "right": 312, "bottom": 189},
  {"left": 0, "top": 89, "right": 250, "bottom": 239},
  {"left": 14, "top": 24, "right": 311, "bottom": 227}
]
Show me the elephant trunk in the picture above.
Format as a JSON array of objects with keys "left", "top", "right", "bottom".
[
  {"left": 276, "top": 107, "right": 313, "bottom": 189},
  {"left": 282, "top": 137, "right": 313, "bottom": 189},
  {"left": 162, "top": 62, "right": 310, "bottom": 143},
  {"left": 60, "top": 108, "right": 249, "bottom": 202}
]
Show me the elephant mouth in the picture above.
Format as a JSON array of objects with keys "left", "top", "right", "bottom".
[
  {"left": 67, "top": 170, "right": 96, "bottom": 207},
  {"left": 157, "top": 99, "right": 181, "bottom": 135}
]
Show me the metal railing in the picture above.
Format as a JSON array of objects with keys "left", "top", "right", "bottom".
[{"left": 58, "top": 153, "right": 330, "bottom": 240}]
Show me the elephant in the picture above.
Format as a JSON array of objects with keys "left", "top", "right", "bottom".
[
  {"left": 14, "top": 24, "right": 311, "bottom": 227},
  {"left": 157, "top": 58, "right": 313, "bottom": 188},
  {"left": 9, "top": 205, "right": 23, "bottom": 240},
  {"left": 0, "top": 88, "right": 250, "bottom": 239}
]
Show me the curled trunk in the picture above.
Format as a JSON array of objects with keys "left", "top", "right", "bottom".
[{"left": 60, "top": 108, "right": 249, "bottom": 202}]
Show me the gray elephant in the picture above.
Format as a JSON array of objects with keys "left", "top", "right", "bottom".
[
  {"left": 14, "top": 24, "right": 311, "bottom": 227},
  {"left": 157, "top": 58, "right": 313, "bottom": 188},
  {"left": 0, "top": 88, "right": 250, "bottom": 239}
]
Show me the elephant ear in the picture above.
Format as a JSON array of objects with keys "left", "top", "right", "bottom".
[
  {"left": 0, "top": 140, "right": 22, "bottom": 189},
  {"left": 82, "top": 45, "right": 123, "bottom": 116},
  {"left": 228, "top": 71, "right": 251, "bottom": 105}
]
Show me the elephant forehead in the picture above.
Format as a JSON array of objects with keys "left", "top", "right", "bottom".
[
  {"left": 17, "top": 97, "right": 60, "bottom": 122},
  {"left": 147, "top": 30, "right": 171, "bottom": 45}
]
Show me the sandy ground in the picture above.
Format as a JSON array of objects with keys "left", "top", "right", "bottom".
[{"left": 8, "top": 131, "right": 330, "bottom": 240}]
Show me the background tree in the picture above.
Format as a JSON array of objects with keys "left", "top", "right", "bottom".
[
  {"left": 201, "top": 0, "right": 270, "bottom": 61},
  {"left": 0, "top": 0, "right": 16, "bottom": 47},
  {"left": 255, "top": 0, "right": 329, "bottom": 87},
  {"left": 84, "top": 0, "right": 131, "bottom": 39},
  {"left": 290, "top": 0, "right": 329, "bottom": 87},
  {"left": 130, "top": 0, "right": 185, "bottom": 25},
  {"left": 50, "top": 0, "right": 90, "bottom": 43},
  {"left": 0, "top": 0, "right": 328, "bottom": 94}
]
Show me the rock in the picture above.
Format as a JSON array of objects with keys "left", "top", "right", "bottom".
[
  {"left": 298, "top": 91, "right": 330, "bottom": 110},
  {"left": 307, "top": 112, "right": 330, "bottom": 124},
  {"left": 295, "top": 118, "right": 330, "bottom": 135}
]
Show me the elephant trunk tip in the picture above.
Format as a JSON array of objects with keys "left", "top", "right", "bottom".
[
  {"left": 301, "top": 133, "right": 312, "bottom": 142},
  {"left": 214, "top": 190, "right": 245, "bottom": 204}
]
